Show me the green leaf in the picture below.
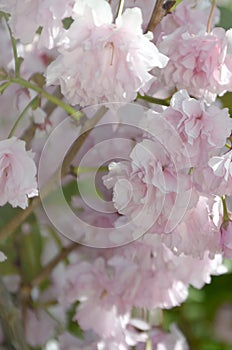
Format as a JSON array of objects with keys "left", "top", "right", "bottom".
[
  {"left": 66, "top": 302, "right": 84, "bottom": 339},
  {"left": 62, "top": 17, "right": 74, "bottom": 30},
  {"left": 31, "top": 95, "right": 40, "bottom": 110}
]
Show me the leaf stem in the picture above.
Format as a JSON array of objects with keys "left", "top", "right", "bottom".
[
  {"left": 222, "top": 195, "right": 230, "bottom": 222},
  {"left": 8, "top": 96, "right": 39, "bottom": 138},
  {"left": 10, "top": 77, "right": 83, "bottom": 119},
  {"left": 4, "top": 18, "right": 21, "bottom": 77},
  {"left": 137, "top": 93, "right": 169, "bottom": 106}
]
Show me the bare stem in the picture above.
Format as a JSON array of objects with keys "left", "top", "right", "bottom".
[
  {"left": 146, "top": 0, "right": 165, "bottom": 33},
  {"left": 31, "top": 243, "right": 78, "bottom": 287},
  {"left": 116, "top": 0, "right": 125, "bottom": 18},
  {"left": 4, "top": 17, "right": 21, "bottom": 77},
  {"left": 8, "top": 96, "right": 39, "bottom": 138},
  {"left": 207, "top": 0, "right": 217, "bottom": 33}
]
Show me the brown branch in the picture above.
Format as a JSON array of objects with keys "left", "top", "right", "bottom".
[
  {"left": 30, "top": 243, "right": 78, "bottom": 287},
  {"left": 146, "top": 0, "right": 165, "bottom": 32},
  {"left": 0, "top": 277, "right": 29, "bottom": 350},
  {"left": 146, "top": 1, "right": 176, "bottom": 33}
]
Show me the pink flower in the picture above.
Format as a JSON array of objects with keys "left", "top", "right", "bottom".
[
  {"left": 46, "top": 2, "right": 168, "bottom": 107},
  {"left": 154, "top": 0, "right": 220, "bottom": 43},
  {"left": 162, "top": 195, "right": 223, "bottom": 259},
  {"left": 193, "top": 151, "right": 232, "bottom": 196},
  {"left": 156, "top": 27, "right": 232, "bottom": 103},
  {"left": 103, "top": 139, "right": 180, "bottom": 233},
  {"left": 208, "top": 151, "right": 232, "bottom": 196},
  {"left": 163, "top": 90, "right": 232, "bottom": 166},
  {"left": 0, "top": 137, "right": 38, "bottom": 209}
]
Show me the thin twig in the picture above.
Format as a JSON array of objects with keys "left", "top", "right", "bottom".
[
  {"left": 31, "top": 243, "right": 78, "bottom": 287},
  {"left": 0, "top": 277, "right": 29, "bottom": 350},
  {"left": 207, "top": 0, "right": 217, "bottom": 33},
  {"left": 8, "top": 96, "right": 39, "bottom": 138},
  {"left": 116, "top": 0, "right": 124, "bottom": 18},
  {"left": 21, "top": 87, "right": 62, "bottom": 148},
  {"left": 10, "top": 77, "right": 82, "bottom": 119},
  {"left": 146, "top": 0, "right": 165, "bottom": 33}
]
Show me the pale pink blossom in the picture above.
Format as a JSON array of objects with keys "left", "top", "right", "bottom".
[
  {"left": 0, "top": 137, "right": 38, "bottom": 209},
  {"left": 162, "top": 195, "right": 223, "bottom": 259},
  {"left": 163, "top": 90, "right": 232, "bottom": 166},
  {"left": 154, "top": 0, "right": 220, "bottom": 43},
  {"left": 156, "top": 28, "right": 232, "bottom": 103},
  {"left": 61, "top": 234, "right": 225, "bottom": 342},
  {"left": 193, "top": 151, "right": 232, "bottom": 196},
  {"left": 208, "top": 151, "right": 232, "bottom": 196},
  {"left": 46, "top": 2, "right": 168, "bottom": 107},
  {"left": 103, "top": 134, "right": 195, "bottom": 234}
]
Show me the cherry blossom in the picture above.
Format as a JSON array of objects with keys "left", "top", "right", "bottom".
[
  {"left": 163, "top": 90, "right": 232, "bottom": 166},
  {"left": 155, "top": 28, "right": 232, "bottom": 103},
  {"left": 46, "top": 1, "right": 168, "bottom": 107},
  {"left": 0, "top": 137, "right": 38, "bottom": 209}
]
